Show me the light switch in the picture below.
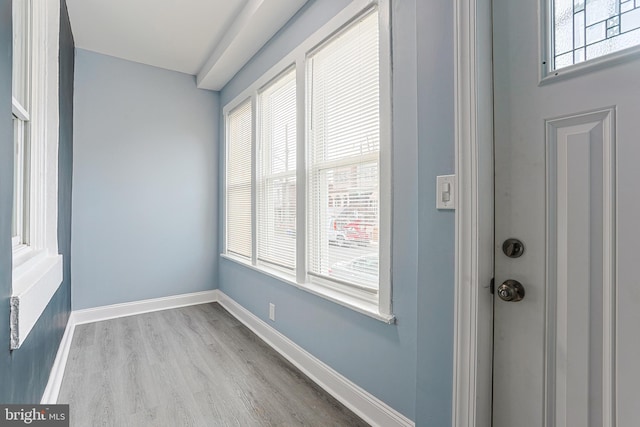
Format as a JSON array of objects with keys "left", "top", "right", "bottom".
[{"left": 436, "top": 175, "right": 456, "bottom": 209}]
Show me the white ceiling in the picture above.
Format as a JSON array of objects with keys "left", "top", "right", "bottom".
[{"left": 66, "top": 0, "right": 309, "bottom": 91}]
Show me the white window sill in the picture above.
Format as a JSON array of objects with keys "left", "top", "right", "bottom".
[
  {"left": 220, "top": 253, "right": 395, "bottom": 324},
  {"left": 11, "top": 253, "right": 63, "bottom": 349}
]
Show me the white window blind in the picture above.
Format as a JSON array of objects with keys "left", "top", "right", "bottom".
[
  {"left": 307, "top": 9, "right": 380, "bottom": 292},
  {"left": 226, "top": 100, "right": 253, "bottom": 259},
  {"left": 257, "top": 68, "right": 297, "bottom": 270}
]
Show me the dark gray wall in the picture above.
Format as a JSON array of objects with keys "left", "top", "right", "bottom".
[
  {"left": 0, "top": 0, "right": 74, "bottom": 403},
  {"left": 72, "top": 49, "right": 219, "bottom": 310}
]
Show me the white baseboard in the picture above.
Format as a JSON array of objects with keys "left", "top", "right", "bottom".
[
  {"left": 42, "top": 289, "right": 413, "bottom": 427},
  {"left": 217, "top": 291, "right": 415, "bottom": 427},
  {"left": 41, "top": 311, "right": 76, "bottom": 404},
  {"left": 72, "top": 290, "right": 220, "bottom": 325}
]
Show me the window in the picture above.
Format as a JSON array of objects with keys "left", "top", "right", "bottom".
[
  {"left": 307, "top": 10, "right": 380, "bottom": 295},
  {"left": 12, "top": 0, "right": 31, "bottom": 249},
  {"left": 223, "top": 1, "right": 392, "bottom": 321},
  {"left": 552, "top": 0, "right": 640, "bottom": 70},
  {"left": 257, "top": 68, "right": 297, "bottom": 271},
  {"left": 10, "top": 0, "right": 63, "bottom": 349},
  {"left": 226, "top": 100, "right": 253, "bottom": 259}
]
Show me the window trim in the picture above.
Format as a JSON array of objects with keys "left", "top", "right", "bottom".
[
  {"left": 539, "top": 0, "right": 640, "bottom": 84},
  {"left": 10, "top": 0, "right": 63, "bottom": 350},
  {"left": 222, "top": 0, "right": 393, "bottom": 322}
]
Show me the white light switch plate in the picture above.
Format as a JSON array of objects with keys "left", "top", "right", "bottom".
[{"left": 436, "top": 175, "right": 456, "bottom": 210}]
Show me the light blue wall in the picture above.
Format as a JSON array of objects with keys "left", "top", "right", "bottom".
[
  {"left": 72, "top": 49, "right": 219, "bottom": 310},
  {"left": 415, "top": 0, "right": 456, "bottom": 425},
  {"left": 219, "top": 0, "right": 455, "bottom": 423}
]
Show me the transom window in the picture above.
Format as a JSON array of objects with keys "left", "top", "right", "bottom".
[
  {"left": 553, "top": 0, "right": 640, "bottom": 70},
  {"left": 223, "top": 2, "right": 392, "bottom": 320}
]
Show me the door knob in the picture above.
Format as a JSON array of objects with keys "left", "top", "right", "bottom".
[{"left": 497, "top": 280, "right": 525, "bottom": 302}]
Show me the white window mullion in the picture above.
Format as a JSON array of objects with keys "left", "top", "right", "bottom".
[{"left": 377, "top": 0, "right": 392, "bottom": 316}]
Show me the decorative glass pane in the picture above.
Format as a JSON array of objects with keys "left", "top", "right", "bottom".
[
  {"left": 555, "top": 51, "right": 575, "bottom": 68},
  {"left": 552, "top": 0, "right": 640, "bottom": 70},
  {"left": 586, "top": 27, "right": 640, "bottom": 57},
  {"left": 586, "top": 0, "right": 618, "bottom": 26},
  {"left": 586, "top": 21, "right": 607, "bottom": 43},
  {"left": 622, "top": 7, "right": 640, "bottom": 31},
  {"left": 607, "top": 25, "right": 620, "bottom": 36},
  {"left": 575, "top": 11, "right": 586, "bottom": 47},
  {"left": 556, "top": 0, "right": 575, "bottom": 54}
]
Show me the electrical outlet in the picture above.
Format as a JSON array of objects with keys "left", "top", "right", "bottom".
[{"left": 269, "top": 303, "right": 276, "bottom": 321}]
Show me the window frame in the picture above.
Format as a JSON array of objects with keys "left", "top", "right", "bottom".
[
  {"left": 225, "top": 98, "right": 254, "bottom": 261},
  {"left": 12, "top": 108, "right": 29, "bottom": 250},
  {"left": 10, "top": 0, "right": 63, "bottom": 350},
  {"left": 11, "top": 0, "right": 31, "bottom": 252},
  {"left": 256, "top": 66, "right": 298, "bottom": 273},
  {"left": 222, "top": 0, "right": 393, "bottom": 322},
  {"left": 540, "top": 0, "right": 640, "bottom": 83}
]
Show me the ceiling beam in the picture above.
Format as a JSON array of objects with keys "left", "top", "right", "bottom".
[{"left": 196, "top": 0, "right": 308, "bottom": 91}]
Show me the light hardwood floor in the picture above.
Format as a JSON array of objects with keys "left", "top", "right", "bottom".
[{"left": 57, "top": 303, "right": 368, "bottom": 426}]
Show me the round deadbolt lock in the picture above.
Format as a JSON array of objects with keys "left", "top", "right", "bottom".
[
  {"left": 502, "top": 238, "right": 525, "bottom": 258},
  {"left": 497, "top": 279, "right": 525, "bottom": 302}
]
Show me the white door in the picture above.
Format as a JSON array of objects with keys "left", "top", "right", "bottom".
[{"left": 492, "top": 0, "right": 640, "bottom": 425}]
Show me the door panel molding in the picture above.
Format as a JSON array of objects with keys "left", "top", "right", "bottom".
[{"left": 545, "top": 108, "right": 616, "bottom": 427}]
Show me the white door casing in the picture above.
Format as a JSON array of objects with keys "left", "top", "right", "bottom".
[
  {"left": 452, "top": 0, "right": 494, "bottom": 426},
  {"left": 492, "top": 0, "right": 640, "bottom": 426}
]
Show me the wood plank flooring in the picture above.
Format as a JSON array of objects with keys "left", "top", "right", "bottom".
[{"left": 57, "top": 303, "right": 369, "bottom": 426}]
